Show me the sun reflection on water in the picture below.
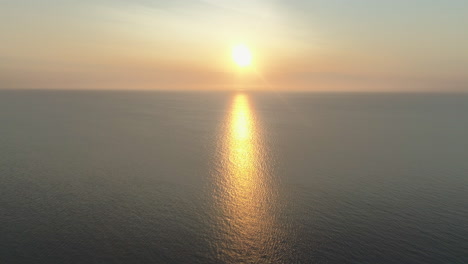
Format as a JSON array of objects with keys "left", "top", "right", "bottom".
[{"left": 212, "top": 93, "right": 280, "bottom": 263}]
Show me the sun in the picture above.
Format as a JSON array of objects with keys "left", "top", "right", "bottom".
[{"left": 232, "top": 44, "right": 252, "bottom": 68}]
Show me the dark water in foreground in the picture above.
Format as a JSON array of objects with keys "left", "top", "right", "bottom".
[{"left": 0, "top": 91, "right": 467, "bottom": 263}]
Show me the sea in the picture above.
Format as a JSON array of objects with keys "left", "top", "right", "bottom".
[{"left": 1, "top": 90, "right": 467, "bottom": 263}]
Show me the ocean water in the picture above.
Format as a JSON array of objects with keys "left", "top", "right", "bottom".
[{"left": 0, "top": 90, "right": 467, "bottom": 263}]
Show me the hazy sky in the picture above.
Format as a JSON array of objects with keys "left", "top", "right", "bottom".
[{"left": 1, "top": 0, "right": 467, "bottom": 91}]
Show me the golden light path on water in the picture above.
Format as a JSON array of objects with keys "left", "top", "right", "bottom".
[{"left": 212, "top": 93, "right": 283, "bottom": 263}]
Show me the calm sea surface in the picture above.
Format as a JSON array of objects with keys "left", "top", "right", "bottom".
[{"left": 1, "top": 91, "right": 467, "bottom": 263}]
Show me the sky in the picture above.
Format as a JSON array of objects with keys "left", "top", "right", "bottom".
[{"left": 1, "top": 0, "right": 467, "bottom": 91}]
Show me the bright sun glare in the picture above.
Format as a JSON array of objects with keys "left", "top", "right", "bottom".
[{"left": 232, "top": 44, "right": 252, "bottom": 68}]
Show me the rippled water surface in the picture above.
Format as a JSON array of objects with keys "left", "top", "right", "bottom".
[{"left": 1, "top": 91, "right": 467, "bottom": 263}]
